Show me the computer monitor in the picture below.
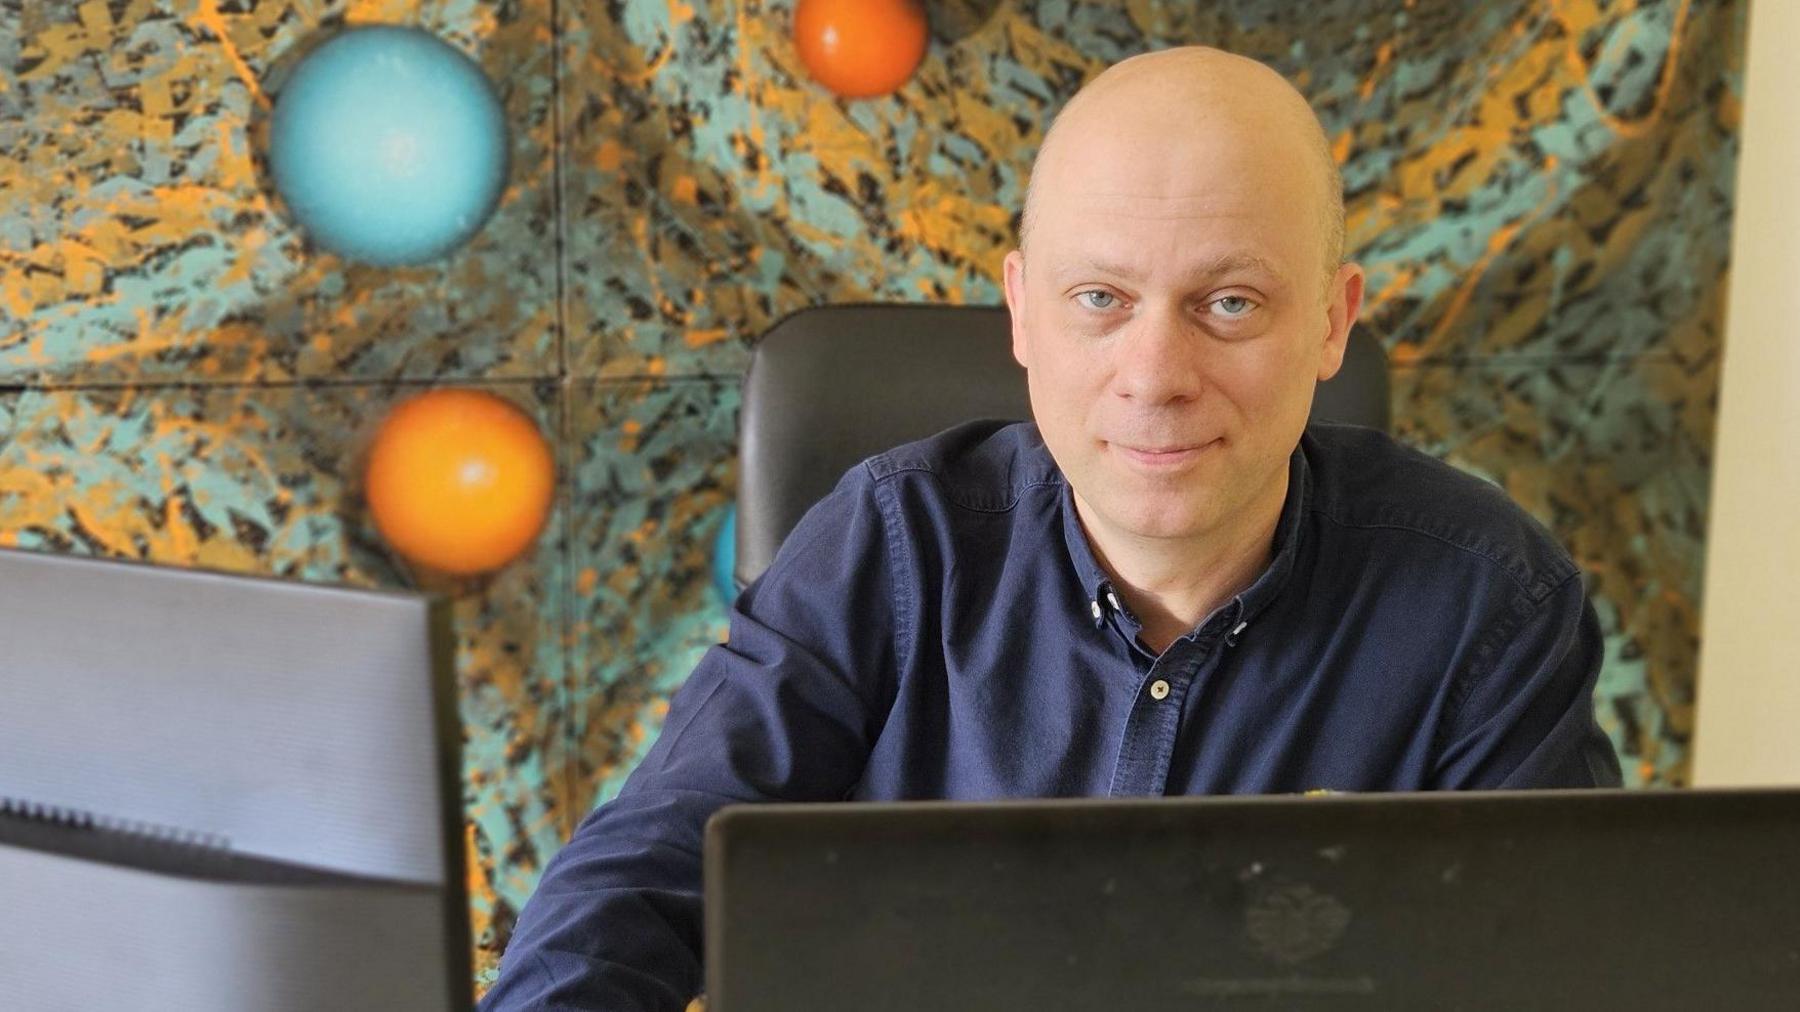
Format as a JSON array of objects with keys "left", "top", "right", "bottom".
[
  {"left": 706, "top": 789, "right": 1800, "bottom": 1011},
  {"left": 0, "top": 547, "right": 469, "bottom": 1010}
]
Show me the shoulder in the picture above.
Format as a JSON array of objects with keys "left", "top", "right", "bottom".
[
  {"left": 773, "top": 420, "right": 1053, "bottom": 569},
  {"left": 1301, "top": 423, "right": 1577, "bottom": 601},
  {"left": 857, "top": 420, "right": 1061, "bottom": 512}
]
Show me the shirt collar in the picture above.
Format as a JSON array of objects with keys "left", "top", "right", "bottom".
[
  {"left": 1236, "top": 443, "right": 1309, "bottom": 634},
  {"left": 1057, "top": 441, "right": 1311, "bottom": 638},
  {"left": 1058, "top": 479, "right": 1116, "bottom": 628}
]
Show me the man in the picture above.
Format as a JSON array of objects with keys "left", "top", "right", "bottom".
[{"left": 484, "top": 47, "right": 1621, "bottom": 1010}]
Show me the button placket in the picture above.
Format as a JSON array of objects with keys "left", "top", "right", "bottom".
[{"left": 1108, "top": 642, "right": 1209, "bottom": 796}]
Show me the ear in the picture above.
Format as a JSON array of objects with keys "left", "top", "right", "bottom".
[
  {"left": 1316, "top": 262, "right": 1365, "bottom": 383},
  {"left": 1003, "top": 249, "right": 1030, "bottom": 369}
]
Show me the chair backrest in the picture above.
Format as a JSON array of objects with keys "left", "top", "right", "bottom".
[{"left": 736, "top": 303, "right": 1389, "bottom": 589}]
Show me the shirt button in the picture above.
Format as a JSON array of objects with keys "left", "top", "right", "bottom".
[
  {"left": 1149, "top": 679, "right": 1170, "bottom": 701},
  {"left": 1106, "top": 591, "right": 1122, "bottom": 611},
  {"left": 1090, "top": 600, "right": 1103, "bottom": 620}
]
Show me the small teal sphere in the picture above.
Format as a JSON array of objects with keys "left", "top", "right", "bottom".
[
  {"left": 712, "top": 506, "right": 738, "bottom": 606},
  {"left": 269, "top": 26, "right": 508, "bottom": 266}
]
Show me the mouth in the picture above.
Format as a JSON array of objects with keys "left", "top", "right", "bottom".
[{"left": 1110, "top": 439, "right": 1222, "bottom": 468}]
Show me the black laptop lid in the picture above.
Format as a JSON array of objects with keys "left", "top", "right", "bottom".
[{"left": 705, "top": 789, "right": 1800, "bottom": 1011}]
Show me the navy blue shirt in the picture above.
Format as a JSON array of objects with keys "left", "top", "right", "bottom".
[{"left": 485, "top": 421, "right": 1622, "bottom": 1010}]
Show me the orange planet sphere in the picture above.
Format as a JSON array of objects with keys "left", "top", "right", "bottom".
[
  {"left": 794, "top": 0, "right": 929, "bottom": 99},
  {"left": 364, "top": 388, "right": 554, "bottom": 576}
]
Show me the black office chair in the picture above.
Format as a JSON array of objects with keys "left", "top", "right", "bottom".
[{"left": 734, "top": 303, "right": 1390, "bottom": 590}]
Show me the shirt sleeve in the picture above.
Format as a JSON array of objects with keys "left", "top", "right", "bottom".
[
  {"left": 480, "top": 469, "right": 901, "bottom": 1011},
  {"left": 1430, "top": 572, "right": 1625, "bottom": 789}
]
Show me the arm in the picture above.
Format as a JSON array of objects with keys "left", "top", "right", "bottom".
[
  {"left": 1431, "top": 572, "right": 1624, "bottom": 789},
  {"left": 481, "top": 472, "right": 902, "bottom": 1010}
]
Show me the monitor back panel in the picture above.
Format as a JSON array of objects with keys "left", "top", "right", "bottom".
[
  {"left": 0, "top": 547, "right": 455, "bottom": 883},
  {"left": 706, "top": 790, "right": 1800, "bottom": 1011},
  {"left": 0, "top": 548, "right": 470, "bottom": 1009}
]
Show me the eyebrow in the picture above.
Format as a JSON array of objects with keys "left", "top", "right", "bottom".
[{"left": 1052, "top": 252, "right": 1286, "bottom": 288}]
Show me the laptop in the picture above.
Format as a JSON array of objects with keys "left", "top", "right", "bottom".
[{"left": 705, "top": 789, "right": 1800, "bottom": 1010}]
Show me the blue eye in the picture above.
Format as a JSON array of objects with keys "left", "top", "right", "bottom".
[
  {"left": 1211, "top": 295, "right": 1255, "bottom": 318},
  {"left": 1077, "top": 290, "right": 1117, "bottom": 310}
]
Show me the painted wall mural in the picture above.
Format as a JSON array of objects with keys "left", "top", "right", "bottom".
[{"left": 0, "top": 0, "right": 1744, "bottom": 990}]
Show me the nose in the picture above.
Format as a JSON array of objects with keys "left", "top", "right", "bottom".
[{"left": 1108, "top": 305, "right": 1203, "bottom": 406}]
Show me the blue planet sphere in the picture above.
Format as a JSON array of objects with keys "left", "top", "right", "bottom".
[
  {"left": 269, "top": 26, "right": 508, "bottom": 266},
  {"left": 712, "top": 506, "right": 738, "bottom": 606}
]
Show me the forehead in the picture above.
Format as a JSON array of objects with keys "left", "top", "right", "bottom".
[
  {"left": 1027, "top": 116, "right": 1324, "bottom": 280},
  {"left": 1036, "top": 139, "right": 1317, "bottom": 280}
]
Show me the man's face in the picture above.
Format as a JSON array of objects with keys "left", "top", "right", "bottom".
[{"left": 1004, "top": 107, "right": 1359, "bottom": 551}]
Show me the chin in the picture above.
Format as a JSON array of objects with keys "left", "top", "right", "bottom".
[{"left": 1102, "top": 497, "right": 1214, "bottom": 542}]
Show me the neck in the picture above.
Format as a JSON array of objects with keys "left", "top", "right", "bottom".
[{"left": 1076, "top": 472, "right": 1287, "bottom": 655}]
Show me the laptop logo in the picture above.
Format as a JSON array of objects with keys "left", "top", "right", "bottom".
[{"left": 1245, "top": 881, "right": 1351, "bottom": 964}]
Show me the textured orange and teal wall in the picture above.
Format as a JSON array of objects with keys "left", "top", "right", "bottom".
[{"left": 0, "top": 0, "right": 1744, "bottom": 990}]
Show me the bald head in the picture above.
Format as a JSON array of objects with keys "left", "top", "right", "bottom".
[
  {"left": 1000, "top": 48, "right": 1366, "bottom": 573},
  {"left": 1019, "top": 47, "right": 1345, "bottom": 288}
]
